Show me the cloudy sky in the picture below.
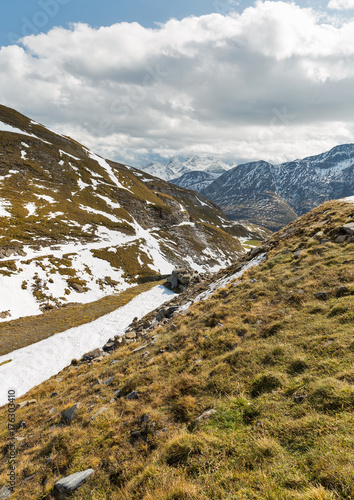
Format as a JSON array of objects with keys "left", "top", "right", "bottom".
[{"left": 1, "top": 0, "right": 354, "bottom": 166}]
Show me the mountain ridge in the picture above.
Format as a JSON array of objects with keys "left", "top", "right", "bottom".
[{"left": 202, "top": 143, "right": 354, "bottom": 230}]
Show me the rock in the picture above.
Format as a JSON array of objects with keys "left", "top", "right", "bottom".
[
  {"left": 336, "top": 235, "right": 348, "bottom": 243},
  {"left": 132, "top": 343, "right": 150, "bottom": 354},
  {"left": 293, "top": 250, "right": 303, "bottom": 258},
  {"left": 155, "top": 309, "right": 166, "bottom": 322},
  {"left": 342, "top": 222, "right": 354, "bottom": 236},
  {"left": 113, "top": 389, "right": 122, "bottom": 399},
  {"left": 313, "top": 231, "right": 325, "bottom": 240},
  {"left": 103, "top": 376, "right": 115, "bottom": 386},
  {"left": 125, "top": 391, "right": 140, "bottom": 400},
  {"left": 165, "top": 306, "right": 179, "bottom": 318},
  {"left": 51, "top": 392, "right": 58, "bottom": 398},
  {"left": 16, "top": 401, "right": 28, "bottom": 409},
  {"left": 68, "top": 282, "right": 87, "bottom": 293},
  {"left": 18, "top": 421, "right": 26, "bottom": 429},
  {"left": 61, "top": 403, "right": 80, "bottom": 423},
  {"left": 0, "top": 485, "right": 12, "bottom": 499},
  {"left": 90, "top": 407, "right": 107, "bottom": 421},
  {"left": 27, "top": 399, "right": 36, "bottom": 405},
  {"left": 195, "top": 409, "right": 217, "bottom": 424},
  {"left": 336, "top": 286, "right": 350, "bottom": 297},
  {"left": 141, "top": 414, "right": 150, "bottom": 424},
  {"left": 102, "top": 342, "right": 116, "bottom": 353},
  {"left": 166, "top": 275, "right": 179, "bottom": 290},
  {"left": 294, "top": 395, "right": 306, "bottom": 403},
  {"left": 54, "top": 469, "right": 94, "bottom": 494},
  {"left": 125, "top": 331, "right": 136, "bottom": 340},
  {"left": 82, "top": 348, "right": 102, "bottom": 361},
  {"left": 314, "top": 291, "right": 327, "bottom": 300}
]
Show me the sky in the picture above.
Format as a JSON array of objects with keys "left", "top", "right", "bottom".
[{"left": 1, "top": 0, "right": 354, "bottom": 167}]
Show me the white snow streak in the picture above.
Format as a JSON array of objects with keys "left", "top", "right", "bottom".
[{"left": 0, "top": 285, "right": 176, "bottom": 407}]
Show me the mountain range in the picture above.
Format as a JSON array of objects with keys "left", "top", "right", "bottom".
[
  {"left": 0, "top": 105, "right": 266, "bottom": 323},
  {"left": 139, "top": 156, "right": 234, "bottom": 182},
  {"left": 202, "top": 144, "right": 354, "bottom": 230},
  {"left": 142, "top": 145, "right": 354, "bottom": 231}
]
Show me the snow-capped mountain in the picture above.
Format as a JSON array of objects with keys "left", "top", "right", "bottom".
[
  {"left": 0, "top": 105, "right": 263, "bottom": 323},
  {"left": 202, "top": 144, "right": 354, "bottom": 230},
  {"left": 140, "top": 155, "right": 234, "bottom": 183}
]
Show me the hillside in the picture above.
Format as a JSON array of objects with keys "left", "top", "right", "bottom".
[
  {"left": 0, "top": 105, "right": 256, "bottom": 324},
  {"left": 1, "top": 199, "right": 353, "bottom": 499},
  {"left": 202, "top": 144, "right": 354, "bottom": 230}
]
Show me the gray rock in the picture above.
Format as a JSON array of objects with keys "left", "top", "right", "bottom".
[
  {"left": 125, "top": 391, "right": 140, "bottom": 400},
  {"left": 336, "top": 234, "right": 348, "bottom": 243},
  {"left": 0, "top": 485, "right": 12, "bottom": 499},
  {"left": 314, "top": 291, "right": 327, "bottom": 300},
  {"left": 61, "top": 403, "right": 80, "bottom": 423},
  {"left": 82, "top": 348, "right": 102, "bottom": 361},
  {"left": 90, "top": 407, "right": 107, "bottom": 421},
  {"left": 104, "top": 376, "right": 115, "bottom": 386},
  {"left": 54, "top": 469, "right": 94, "bottom": 493},
  {"left": 342, "top": 222, "right": 354, "bottom": 236},
  {"left": 195, "top": 409, "right": 217, "bottom": 424}
]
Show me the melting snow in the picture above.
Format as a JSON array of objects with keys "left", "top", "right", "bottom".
[
  {"left": 89, "top": 152, "right": 133, "bottom": 192},
  {"left": 25, "top": 202, "right": 36, "bottom": 216},
  {"left": 0, "top": 200, "right": 11, "bottom": 217},
  {"left": 79, "top": 204, "right": 121, "bottom": 223},
  {"left": 0, "top": 285, "right": 176, "bottom": 407}
]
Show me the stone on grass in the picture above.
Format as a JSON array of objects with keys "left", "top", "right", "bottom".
[
  {"left": 0, "top": 485, "right": 12, "bottom": 499},
  {"left": 314, "top": 291, "right": 327, "bottom": 301},
  {"left": 195, "top": 409, "right": 217, "bottom": 424},
  {"left": 342, "top": 222, "right": 354, "bottom": 236},
  {"left": 125, "top": 391, "right": 139, "bottom": 400},
  {"left": 61, "top": 403, "right": 80, "bottom": 423},
  {"left": 90, "top": 407, "right": 107, "bottom": 421},
  {"left": 54, "top": 469, "right": 94, "bottom": 494},
  {"left": 103, "top": 376, "right": 115, "bottom": 386}
]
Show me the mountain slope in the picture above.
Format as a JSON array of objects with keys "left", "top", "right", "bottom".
[
  {"left": 202, "top": 161, "right": 298, "bottom": 231},
  {"left": 202, "top": 144, "right": 354, "bottom": 230},
  {"left": 1, "top": 199, "right": 353, "bottom": 499},
  {"left": 0, "top": 105, "right": 245, "bottom": 323},
  {"left": 170, "top": 170, "right": 220, "bottom": 192}
]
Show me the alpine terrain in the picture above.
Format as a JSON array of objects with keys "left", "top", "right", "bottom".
[
  {"left": 202, "top": 144, "right": 354, "bottom": 230},
  {"left": 0, "top": 105, "right": 265, "bottom": 325},
  {"left": 1, "top": 198, "right": 354, "bottom": 499}
]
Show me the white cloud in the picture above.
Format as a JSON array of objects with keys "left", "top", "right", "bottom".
[
  {"left": 0, "top": 2, "right": 354, "bottom": 166},
  {"left": 328, "top": 0, "right": 354, "bottom": 10}
]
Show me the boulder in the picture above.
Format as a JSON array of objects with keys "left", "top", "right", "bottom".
[
  {"left": 342, "top": 222, "right": 354, "bottom": 236},
  {"left": 82, "top": 348, "right": 102, "bottom": 361},
  {"left": 61, "top": 403, "right": 80, "bottom": 423},
  {"left": 54, "top": 469, "right": 94, "bottom": 494}
]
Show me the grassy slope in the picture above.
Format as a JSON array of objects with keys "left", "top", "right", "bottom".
[{"left": 1, "top": 200, "right": 354, "bottom": 500}]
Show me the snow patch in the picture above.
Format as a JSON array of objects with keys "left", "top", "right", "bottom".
[{"left": 0, "top": 285, "right": 176, "bottom": 407}]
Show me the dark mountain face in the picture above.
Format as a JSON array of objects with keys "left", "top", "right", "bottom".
[
  {"left": 170, "top": 170, "right": 219, "bottom": 192},
  {"left": 202, "top": 144, "right": 354, "bottom": 230}
]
